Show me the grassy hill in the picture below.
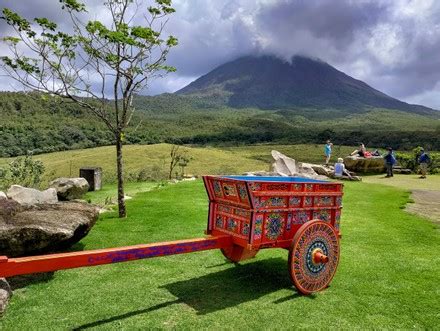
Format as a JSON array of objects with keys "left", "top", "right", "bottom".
[
  {"left": 0, "top": 143, "right": 357, "bottom": 186},
  {"left": 1, "top": 91, "right": 439, "bottom": 158}
]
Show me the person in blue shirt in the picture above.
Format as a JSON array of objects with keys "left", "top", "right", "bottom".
[
  {"left": 383, "top": 147, "right": 396, "bottom": 177},
  {"left": 418, "top": 148, "right": 430, "bottom": 179},
  {"left": 324, "top": 140, "right": 333, "bottom": 165}
]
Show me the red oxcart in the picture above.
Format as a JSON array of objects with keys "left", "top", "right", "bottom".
[{"left": 0, "top": 176, "right": 343, "bottom": 295}]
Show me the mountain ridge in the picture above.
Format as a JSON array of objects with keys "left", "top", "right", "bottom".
[{"left": 176, "top": 55, "right": 436, "bottom": 115}]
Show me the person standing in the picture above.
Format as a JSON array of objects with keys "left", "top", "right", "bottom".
[
  {"left": 418, "top": 148, "right": 430, "bottom": 179},
  {"left": 383, "top": 147, "right": 396, "bottom": 177},
  {"left": 324, "top": 140, "right": 333, "bottom": 165}
]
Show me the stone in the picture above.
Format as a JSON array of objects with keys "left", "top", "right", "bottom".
[
  {"left": 394, "top": 168, "right": 412, "bottom": 174},
  {"left": 0, "top": 278, "right": 11, "bottom": 316},
  {"left": 0, "top": 199, "right": 99, "bottom": 257},
  {"left": 49, "top": 177, "right": 90, "bottom": 201},
  {"left": 6, "top": 185, "right": 58, "bottom": 205},
  {"left": 182, "top": 177, "right": 197, "bottom": 181},
  {"left": 0, "top": 192, "right": 6, "bottom": 200},
  {"left": 343, "top": 156, "right": 385, "bottom": 173},
  {"left": 297, "top": 162, "right": 320, "bottom": 177},
  {"left": 271, "top": 150, "right": 297, "bottom": 176},
  {"left": 310, "top": 164, "right": 332, "bottom": 177}
]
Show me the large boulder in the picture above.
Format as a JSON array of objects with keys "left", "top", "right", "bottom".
[
  {"left": 271, "top": 150, "right": 297, "bottom": 176},
  {"left": 49, "top": 177, "right": 90, "bottom": 200},
  {"left": 0, "top": 199, "right": 99, "bottom": 257},
  {"left": 310, "top": 164, "right": 333, "bottom": 177},
  {"left": 343, "top": 156, "right": 385, "bottom": 173},
  {"left": 6, "top": 185, "right": 58, "bottom": 205},
  {"left": 270, "top": 151, "right": 330, "bottom": 180},
  {"left": 0, "top": 278, "right": 11, "bottom": 316}
]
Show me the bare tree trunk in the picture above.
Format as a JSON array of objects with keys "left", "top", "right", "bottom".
[{"left": 116, "top": 134, "right": 126, "bottom": 218}]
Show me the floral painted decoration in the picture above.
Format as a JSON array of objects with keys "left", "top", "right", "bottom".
[{"left": 265, "top": 213, "right": 284, "bottom": 240}]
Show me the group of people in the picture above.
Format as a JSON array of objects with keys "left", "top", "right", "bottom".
[
  {"left": 324, "top": 140, "right": 352, "bottom": 179},
  {"left": 324, "top": 140, "right": 431, "bottom": 179},
  {"left": 381, "top": 147, "right": 430, "bottom": 178}
]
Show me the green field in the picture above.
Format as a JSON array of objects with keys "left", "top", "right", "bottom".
[
  {"left": 0, "top": 143, "right": 356, "bottom": 186},
  {"left": 1, "top": 179, "right": 439, "bottom": 329}
]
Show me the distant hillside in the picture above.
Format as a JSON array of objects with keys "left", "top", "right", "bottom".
[
  {"left": 1, "top": 75, "right": 440, "bottom": 157},
  {"left": 177, "top": 55, "right": 437, "bottom": 115}
]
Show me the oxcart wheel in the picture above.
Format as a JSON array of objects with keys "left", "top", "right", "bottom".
[
  {"left": 221, "top": 245, "right": 258, "bottom": 263},
  {"left": 288, "top": 220, "right": 340, "bottom": 295}
]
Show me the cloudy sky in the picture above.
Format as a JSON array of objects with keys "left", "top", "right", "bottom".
[{"left": 1, "top": 0, "right": 440, "bottom": 109}]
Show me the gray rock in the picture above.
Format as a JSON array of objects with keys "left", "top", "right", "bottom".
[
  {"left": 49, "top": 177, "right": 90, "bottom": 200},
  {"left": 297, "top": 162, "right": 320, "bottom": 177},
  {"left": 394, "top": 168, "right": 412, "bottom": 174},
  {"left": 343, "top": 156, "right": 385, "bottom": 173},
  {"left": 0, "top": 192, "right": 6, "bottom": 200},
  {"left": 271, "top": 150, "right": 297, "bottom": 176},
  {"left": 6, "top": 185, "right": 58, "bottom": 205},
  {"left": 0, "top": 278, "right": 11, "bottom": 316},
  {"left": 311, "top": 164, "right": 332, "bottom": 176},
  {"left": 0, "top": 199, "right": 98, "bottom": 257}
]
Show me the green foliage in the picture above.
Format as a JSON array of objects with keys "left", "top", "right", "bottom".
[
  {"left": 396, "top": 147, "right": 440, "bottom": 174},
  {"left": 1, "top": 92, "right": 440, "bottom": 158},
  {"left": 0, "top": 153, "right": 45, "bottom": 190}
]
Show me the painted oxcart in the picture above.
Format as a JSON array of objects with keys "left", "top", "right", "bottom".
[{"left": 0, "top": 176, "right": 343, "bottom": 295}]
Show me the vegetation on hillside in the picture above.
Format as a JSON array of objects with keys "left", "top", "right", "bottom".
[{"left": 1, "top": 92, "right": 439, "bottom": 158}]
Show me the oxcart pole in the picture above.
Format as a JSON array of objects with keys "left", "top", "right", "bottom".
[{"left": 0, "top": 235, "right": 232, "bottom": 278}]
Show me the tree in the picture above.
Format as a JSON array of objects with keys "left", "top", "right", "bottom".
[{"left": 0, "top": 0, "right": 178, "bottom": 217}]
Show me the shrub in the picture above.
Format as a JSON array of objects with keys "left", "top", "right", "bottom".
[{"left": 0, "top": 153, "right": 45, "bottom": 190}]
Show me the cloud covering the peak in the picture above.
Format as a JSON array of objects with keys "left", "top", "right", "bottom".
[{"left": 1, "top": 0, "right": 440, "bottom": 109}]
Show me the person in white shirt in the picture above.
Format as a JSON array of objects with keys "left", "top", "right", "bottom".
[{"left": 334, "top": 158, "right": 352, "bottom": 179}]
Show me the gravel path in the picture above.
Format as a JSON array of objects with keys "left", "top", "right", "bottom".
[{"left": 406, "top": 190, "right": 440, "bottom": 225}]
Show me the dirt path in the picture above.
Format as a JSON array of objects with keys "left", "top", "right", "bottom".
[
  {"left": 406, "top": 190, "right": 440, "bottom": 225},
  {"left": 363, "top": 175, "right": 440, "bottom": 225}
]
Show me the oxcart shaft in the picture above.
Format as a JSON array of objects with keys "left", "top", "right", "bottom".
[{"left": 0, "top": 235, "right": 232, "bottom": 278}]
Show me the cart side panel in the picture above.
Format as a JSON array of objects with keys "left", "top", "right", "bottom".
[
  {"left": 210, "top": 202, "right": 252, "bottom": 247},
  {"left": 203, "top": 176, "right": 252, "bottom": 209}
]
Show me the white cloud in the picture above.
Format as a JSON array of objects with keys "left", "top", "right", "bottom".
[{"left": 1, "top": 0, "right": 440, "bottom": 109}]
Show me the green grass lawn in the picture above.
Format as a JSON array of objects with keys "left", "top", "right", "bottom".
[
  {"left": 1, "top": 180, "right": 439, "bottom": 329},
  {"left": 363, "top": 174, "right": 440, "bottom": 191}
]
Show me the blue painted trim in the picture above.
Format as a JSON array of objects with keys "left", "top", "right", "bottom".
[{"left": 222, "top": 176, "right": 328, "bottom": 183}]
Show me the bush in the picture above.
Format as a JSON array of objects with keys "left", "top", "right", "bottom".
[
  {"left": 396, "top": 147, "right": 440, "bottom": 174},
  {"left": 0, "top": 154, "right": 45, "bottom": 190}
]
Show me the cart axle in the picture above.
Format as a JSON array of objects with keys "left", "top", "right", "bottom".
[
  {"left": 312, "top": 250, "right": 329, "bottom": 264},
  {"left": 0, "top": 235, "right": 232, "bottom": 278}
]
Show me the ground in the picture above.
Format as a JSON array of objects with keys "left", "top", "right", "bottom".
[
  {"left": 364, "top": 174, "right": 440, "bottom": 224},
  {"left": 0, "top": 178, "right": 439, "bottom": 329}
]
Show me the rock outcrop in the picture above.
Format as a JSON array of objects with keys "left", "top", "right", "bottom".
[
  {"left": 245, "top": 151, "right": 361, "bottom": 181},
  {"left": 6, "top": 185, "right": 58, "bottom": 205},
  {"left": 0, "top": 278, "right": 11, "bottom": 316},
  {"left": 271, "top": 151, "right": 328, "bottom": 180},
  {"left": 343, "top": 156, "right": 385, "bottom": 173},
  {"left": 49, "top": 177, "right": 90, "bottom": 200},
  {"left": 0, "top": 199, "right": 99, "bottom": 257}
]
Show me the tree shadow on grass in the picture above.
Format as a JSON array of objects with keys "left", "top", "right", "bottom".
[
  {"left": 8, "top": 272, "right": 55, "bottom": 290},
  {"left": 73, "top": 257, "right": 308, "bottom": 330}
]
